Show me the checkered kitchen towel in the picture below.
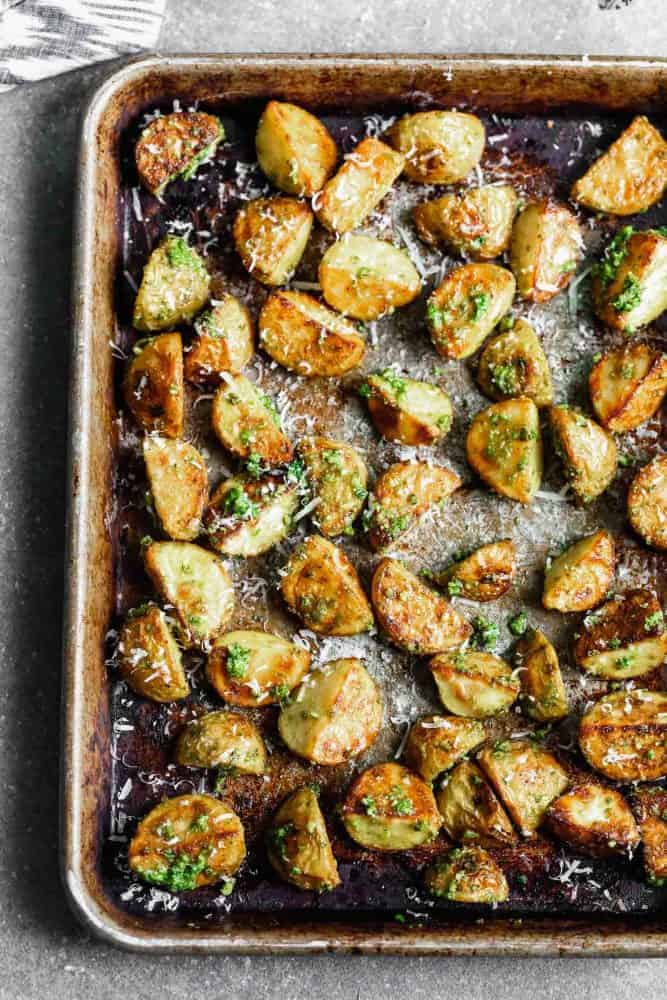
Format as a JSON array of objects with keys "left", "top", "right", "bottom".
[{"left": 0, "top": 0, "right": 166, "bottom": 91}]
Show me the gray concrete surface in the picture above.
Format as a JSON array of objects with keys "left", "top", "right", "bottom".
[{"left": 0, "top": 0, "right": 665, "bottom": 997}]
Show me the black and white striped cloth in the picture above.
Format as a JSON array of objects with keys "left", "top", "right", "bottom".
[{"left": 0, "top": 0, "right": 166, "bottom": 91}]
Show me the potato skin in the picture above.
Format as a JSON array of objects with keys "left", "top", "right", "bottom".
[
  {"left": 319, "top": 234, "right": 421, "bottom": 321},
  {"left": 255, "top": 100, "right": 337, "bottom": 196},
  {"left": 143, "top": 436, "right": 208, "bottom": 541},
  {"left": 424, "top": 846, "right": 509, "bottom": 903},
  {"left": 207, "top": 630, "right": 311, "bottom": 707},
  {"left": 548, "top": 406, "right": 617, "bottom": 505},
  {"left": 386, "top": 111, "right": 485, "bottom": 184},
  {"left": 579, "top": 689, "right": 667, "bottom": 781},
  {"left": 371, "top": 558, "right": 471, "bottom": 654},
  {"left": 404, "top": 715, "right": 486, "bottom": 782},
  {"left": 133, "top": 237, "right": 211, "bottom": 331},
  {"left": 119, "top": 605, "right": 188, "bottom": 702},
  {"left": 298, "top": 436, "right": 368, "bottom": 538},
  {"left": 628, "top": 454, "right": 667, "bottom": 550},
  {"left": 203, "top": 473, "right": 298, "bottom": 557},
  {"left": 426, "top": 263, "right": 516, "bottom": 360},
  {"left": 124, "top": 333, "right": 184, "bottom": 438},
  {"left": 363, "top": 372, "right": 453, "bottom": 446},
  {"left": 592, "top": 229, "right": 667, "bottom": 333},
  {"left": 515, "top": 629, "right": 569, "bottom": 723},
  {"left": 233, "top": 196, "right": 313, "bottom": 286},
  {"left": 414, "top": 184, "right": 517, "bottom": 260},
  {"left": 632, "top": 786, "right": 667, "bottom": 883},
  {"left": 435, "top": 540, "right": 516, "bottom": 603},
  {"left": 509, "top": 200, "right": 582, "bottom": 303},
  {"left": 184, "top": 295, "right": 255, "bottom": 385},
  {"left": 429, "top": 650, "right": 520, "bottom": 719},
  {"left": 589, "top": 342, "right": 667, "bottom": 433},
  {"left": 572, "top": 588, "right": 667, "bottom": 680},
  {"left": 135, "top": 111, "right": 224, "bottom": 196},
  {"left": 436, "top": 760, "right": 517, "bottom": 846},
  {"left": 547, "top": 784, "right": 639, "bottom": 859},
  {"left": 367, "top": 461, "right": 461, "bottom": 552},
  {"left": 466, "top": 397, "right": 543, "bottom": 504},
  {"left": 211, "top": 374, "right": 293, "bottom": 466},
  {"left": 175, "top": 710, "right": 267, "bottom": 774},
  {"left": 542, "top": 530, "right": 614, "bottom": 613},
  {"left": 315, "top": 137, "right": 404, "bottom": 233},
  {"left": 477, "top": 740, "right": 569, "bottom": 837},
  {"left": 476, "top": 319, "right": 553, "bottom": 407},
  {"left": 341, "top": 763, "right": 442, "bottom": 852},
  {"left": 266, "top": 787, "right": 340, "bottom": 892}
]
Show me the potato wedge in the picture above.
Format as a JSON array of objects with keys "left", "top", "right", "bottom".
[
  {"left": 314, "top": 137, "right": 404, "bottom": 233},
  {"left": 509, "top": 200, "right": 582, "bottom": 303},
  {"left": 542, "top": 530, "right": 614, "bottom": 613},
  {"left": 426, "top": 263, "right": 516, "bottom": 360},
  {"left": 203, "top": 473, "right": 298, "bottom": 557},
  {"left": 404, "top": 715, "right": 485, "bottom": 782},
  {"left": 571, "top": 115, "right": 667, "bottom": 216},
  {"left": 362, "top": 371, "right": 453, "bottom": 446},
  {"left": 466, "top": 397, "right": 542, "bottom": 504},
  {"left": 175, "top": 710, "right": 267, "bottom": 774},
  {"left": 632, "top": 786, "right": 667, "bottom": 884},
  {"left": 424, "top": 846, "right": 508, "bottom": 903},
  {"left": 266, "top": 786, "right": 340, "bottom": 892},
  {"left": 135, "top": 111, "right": 224, "bottom": 196},
  {"left": 628, "top": 454, "right": 667, "bottom": 550},
  {"left": 318, "top": 234, "right": 421, "bottom": 320},
  {"left": 436, "top": 760, "right": 516, "bottom": 846},
  {"left": 386, "top": 111, "right": 485, "bottom": 184},
  {"left": 547, "top": 784, "right": 639, "bottom": 858},
  {"left": 573, "top": 588, "right": 667, "bottom": 680},
  {"left": 211, "top": 373, "right": 293, "bottom": 465},
  {"left": 592, "top": 228, "right": 667, "bottom": 332},
  {"left": 548, "top": 406, "right": 617, "bottom": 505},
  {"left": 281, "top": 535, "right": 374, "bottom": 636},
  {"left": 133, "top": 236, "right": 210, "bottom": 331},
  {"left": 298, "top": 436, "right": 368, "bottom": 537},
  {"left": 367, "top": 461, "right": 461, "bottom": 551},
  {"left": 259, "top": 290, "right": 365, "bottom": 377},
  {"left": 233, "top": 196, "right": 313, "bottom": 286},
  {"left": 184, "top": 295, "right": 254, "bottom": 384},
  {"left": 341, "top": 763, "right": 442, "bottom": 851},
  {"left": 589, "top": 342, "right": 667, "bottom": 433},
  {"left": 207, "top": 630, "right": 311, "bottom": 707},
  {"left": 413, "top": 184, "right": 518, "bottom": 260},
  {"left": 278, "top": 658, "right": 383, "bottom": 765},
  {"left": 143, "top": 541, "right": 234, "bottom": 646},
  {"left": 429, "top": 650, "right": 520, "bottom": 719},
  {"left": 579, "top": 689, "right": 667, "bottom": 781},
  {"left": 371, "top": 558, "right": 471, "bottom": 654},
  {"left": 515, "top": 629, "right": 569, "bottom": 723},
  {"left": 118, "top": 604, "right": 188, "bottom": 702},
  {"left": 255, "top": 100, "right": 337, "bottom": 196},
  {"left": 128, "top": 794, "right": 245, "bottom": 891},
  {"left": 143, "top": 436, "right": 208, "bottom": 541},
  {"left": 434, "top": 540, "right": 516, "bottom": 603},
  {"left": 476, "top": 319, "right": 553, "bottom": 407},
  {"left": 478, "top": 740, "right": 569, "bottom": 837},
  {"left": 124, "top": 332, "right": 184, "bottom": 438}
]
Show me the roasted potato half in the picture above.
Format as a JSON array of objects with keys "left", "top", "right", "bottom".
[
  {"left": 542, "top": 530, "right": 615, "bottom": 613},
  {"left": 477, "top": 740, "right": 569, "bottom": 837},
  {"left": 371, "top": 558, "right": 471, "bottom": 654},
  {"left": 579, "top": 689, "right": 667, "bottom": 782},
  {"left": 255, "top": 100, "right": 337, "bottom": 196},
  {"left": 133, "top": 236, "right": 210, "bottom": 331},
  {"left": 515, "top": 629, "right": 569, "bottom": 723},
  {"left": 318, "top": 235, "right": 421, "bottom": 321},
  {"left": 128, "top": 794, "right": 245, "bottom": 891},
  {"left": 592, "top": 228, "right": 667, "bottom": 333},
  {"left": 281, "top": 535, "right": 374, "bottom": 636},
  {"left": 233, "top": 196, "right": 313, "bottom": 286},
  {"left": 175, "top": 710, "right": 267, "bottom": 774},
  {"left": 143, "top": 541, "right": 234, "bottom": 647},
  {"left": 589, "top": 342, "right": 667, "bottom": 433},
  {"left": 266, "top": 787, "right": 340, "bottom": 892},
  {"left": 436, "top": 760, "right": 516, "bottom": 846},
  {"left": 259, "top": 290, "right": 365, "bottom": 377},
  {"left": 211, "top": 374, "right": 293, "bottom": 465},
  {"left": 203, "top": 473, "right": 298, "bottom": 557},
  {"left": 207, "top": 630, "right": 311, "bottom": 707},
  {"left": 466, "top": 397, "right": 543, "bottom": 504},
  {"left": 386, "top": 111, "right": 485, "bottom": 184},
  {"left": 143, "top": 436, "right": 208, "bottom": 541},
  {"left": 413, "top": 184, "right": 518, "bottom": 260},
  {"left": 628, "top": 454, "right": 667, "bottom": 550},
  {"left": 362, "top": 371, "right": 453, "bottom": 446},
  {"left": 124, "top": 332, "right": 184, "bottom": 438},
  {"left": 548, "top": 406, "right": 617, "bottom": 505},
  {"left": 426, "top": 263, "right": 516, "bottom": 360},
  {"left": 367, "top": 461, "right": 461, "bottom": 552},
  {"left": 424, "top": 846, "right": 509, "bottom": 904},
  {"left": 315, "top": 137, "right": 404, "bottom": 233},
  {"left": 278, "top": 658, "right": 382, "bottom": 765},
  {"left": 632, "top": 786, "right": 667, "bottom": 884},
  {"left": 435, "top": 540, "right": 516, "bottom": 603},
  {"left": 476, "top": 319, "right": 553, "bottom": 407},
  {"left": 404, "top": 715, "right": 485, "bottom": 782},
  {"left": 135, "top": 111, "right": 224, "bottom": 196},
  {"left": 429, "top": 650, "right": 520, "bottom": 719},
  {"left": 547, "top": 784, "right": 639, "bottom": 858},
  {"left": 184, "top": 295, "right": 254, "bottom": 384},
  {"left": 298, "top": 436, "right": 368, "bottom": 537},
  {"left": 573, "top": 588, "right": 667, "bottom": 680},
  {"left": 341, "top": 763, "right": 442, "bottom": 852},
  {"left": 509, "top": 200, "right": 582, "bottom": 303},
  {"left": 571, "top": 115, "right": 667, "bottom": 216},
  {"left": 119, "top": 604, "right": 188, "bottom": 702}
]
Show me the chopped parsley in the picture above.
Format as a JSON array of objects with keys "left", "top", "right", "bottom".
[
  {"left": 447, "top": 578, "right": 464, "bottom": 597},
  {"left": 389, "top": 785, "right": 414, "bottom": 816},
  {"left": 361, "top": 795, "right": 378, "bottom": 817},
  {"left": 379, "top": 369, "right": 407, "bottom": 399},
  {"left": 165, "top": 236, "right": 202, "bottom": 272},
  {"left": 225, "top": 643, "right": 250, "bottom": 680},
  {"left": 190, "top": 814, "right": 209, "bottom": 833},
  {"left": 489, "top": 362, "right": 518, "bottom": 396},
  {"left": 644, "top": 610, "right": 664, "bottom": 632},
  {"left": 593, "top": 226, "right": 633, "bottom": 286},
  {"left": 271, "top": 683, "right": 292, "bottom": 706},
  {"left": 139, "top": 847, "right": 211, "bottom": 893},
  {"left": 611, "top": 273, "right": 642, "bottom": 314},
  {"left": 224, "top": 484, "right": 258, "bottom": 520},
  {"left": 268, "top": 822, "right": 294, "bottom": 861},
  {"left": 469, "top": 289, "right": 489, "bottom": 321},
  {"left": 508, "top": 611, "right": 528, "bottom": 637},
  {"left": 245, "top": 452, "right": 265, "bottom": 479},
  {"left": 471, "top": 615, "right": 499, "bottom": 651}
]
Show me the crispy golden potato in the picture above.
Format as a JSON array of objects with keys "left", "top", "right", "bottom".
[
  {"left": 135, "top": 111, "right": 224, "bottom": 196},
  {"left": 266, "top": 786, "right": 340, "bottom": 892},
  {"left": 233, "top": 196, "right": 313, "bottom": 286},
  {"left": 175, "top": 710, "right": 267, "bottom": 774},
  {"left": 548, "top": 406, "right": 617, "bottom": 505},
  {"left": 589, "top": 342, "right": 667, "bottom": 433},
  {"left": 278, "top": 658, "right": 382, "bottom": 765},
  {"left": 573, "top": 588, "right": 667, "bottom": 680},
  {"left": 413, "top": 184, "right": 518, "bottom": 260},
  {"left": 466, "top": 397, "right": 542, "bottom": 504},
  {"left": 429, "top": 650, "right": 520, "bottom": 719},
  {"left": 515, "top": 629, "right": 569, "bottom": 723},
  {"left": 184, "top": 295, "right": 254, "bottom": 385},
  {"left": 124, "top": 332, "right": 184, "bottom": 438},
  {"left": 371, "top": 558, "right": 471, "bottom": 654},
  {"left": 298, "top": 436, "right": 368, "bottom": 537},
  {"left": 319, "top": 234, "right": 421, "bottom": 320},
  {"left": 436, "top": 760, "right": 516, "bottom": 846},
  {"left": 362, "top": 371, "right": 453, "bottom": 446},
  {"left": 477, "top": 740, "right": 569, "bottom": 837},
  {"left": 571, "top": 115, "right": 667, "bottom": 216},
  {"left": 628, "top": 454, "right": 667, "bottom": 550},
  {"left": 341, "top": 763, "right": 442, "bottom": 851},
  {"left": 547, "top": 784, "right": 639, "bottom": 859},
  {"left": 143, "top": 541, "right": 234, "bottom": 647},
  {"left": 424, "top": 846, "right": 508, "bottom": 903},
  {"left": 281, "top": 535, "right": 374, "bottom": 636},
  {"left": 367, "top": 461, "right": 461, "bottom": 552},
  {"left": 119, "top": 604, "right": 188, "bottom": 702},
  {"left": 133, "top": 237, "right": 210, "bottom": 331},
  {"left": 542, "top": 530, "right": 614, "bottom": 613},
  {"left": 476, "top": 319, "right": 553, "bottom": 407},
  {"left": 435, "top": 540, "right": 516, "bottom": 603},
  {"left": 203, "top": 473, "right": 298, "bottom": 557},
  {"left": 143, "top": 437, "right": 208, "bottom": 541},
  {"left": 211, "top": 374, "right": 293, "bottom": 465},
  {"left": 592, "top": 228, "right": 667, "bottom": 333},
  {"left": 404, "top": 715, "right": 485, "bottom": 782},
  {"left": 510, "top": 200, "right": 582, "bottom": 303},
  {"left": 426, "top": 263, "right": 516, "bottom": 360},
  {"left": 579, "top": 689, "right": 667, "bottom": 782},
  {"left": 128, "top": 794, "right": 245, "bottom": 891},
  {"left": 207, "top": 630, "right": 311, "bottom": 707},
  {"left": 255, "top": 100, "right": 337, "bottom": 196},
  {"left": 632, "top": 786, "right": 667, "bottom": 884},
  {"left": 314, "top": 137, "right": 404, "bottom": 233},
  {"left": 386, "top": 111, "right": 485, "bottom": 184},
  {"left": 259, "top": 290, "right": 365, "bottom": 377}
]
